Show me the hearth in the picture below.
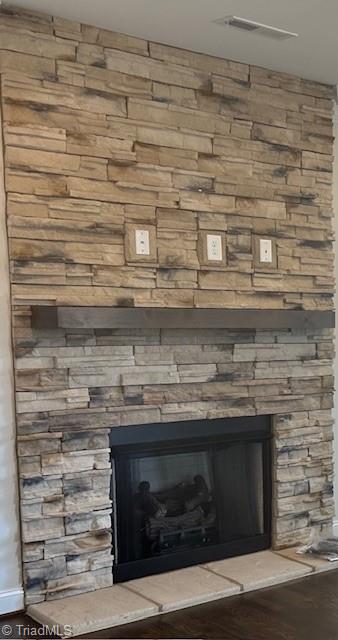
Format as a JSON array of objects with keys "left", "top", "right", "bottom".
[{"left": 111, "top": 416, "right": 271, "bottom": 582}]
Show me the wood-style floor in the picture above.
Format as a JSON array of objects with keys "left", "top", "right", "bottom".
[{"left": 2, "top": 569, "right": 338, "bottom": 639}]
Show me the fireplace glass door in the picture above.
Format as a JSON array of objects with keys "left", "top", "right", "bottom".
[{"left": 111, "top": 416, "right": 271, "bottom": 581}]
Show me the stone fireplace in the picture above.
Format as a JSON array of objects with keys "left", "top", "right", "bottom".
[
  {"left": 16, "top": 322, "right": 334, "bottom": 604},
  {"left": 0, "top": 3, "right": 334, "bottom": 608}
]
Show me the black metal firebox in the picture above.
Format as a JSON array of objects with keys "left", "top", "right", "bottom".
[{"left": 110, "top": 416, "right": 271, "bottom": 582}]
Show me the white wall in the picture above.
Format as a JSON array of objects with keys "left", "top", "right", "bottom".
[
  {"left": 0, "top": 108, "right": 23, "bottom": 612},
  {"left": 333, "top": 111, "right": 338, "bottom": 535}
]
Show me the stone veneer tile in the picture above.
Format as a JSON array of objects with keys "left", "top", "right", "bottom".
[
  {"left": 28, "top": 584, "right": 159, "bottom": 637},
  {"left": 275, "top": 547, "right": 338, "bottom": 573},
  {"left": 124, "top": 565, "right": 240, "bottom": 612},
  {"left": 204, "top": 550, "right": 312, "bottom": 591}
]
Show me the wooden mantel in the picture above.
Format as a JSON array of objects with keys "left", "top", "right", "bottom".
[{"left": 31, "top": 307, "right": 335, "bottom": 330}]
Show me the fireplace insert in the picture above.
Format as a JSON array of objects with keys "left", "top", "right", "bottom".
[{"left": 110, "top": 416, "right": 271, "bottom": 582}]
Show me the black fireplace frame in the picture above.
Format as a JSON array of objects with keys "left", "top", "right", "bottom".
[{"left": 110, "top": 415, "right": 272, "bottom": 582}]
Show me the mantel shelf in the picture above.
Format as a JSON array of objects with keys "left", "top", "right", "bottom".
[{"left": 31, "top": 307, "right": 335, "bottom": 330}]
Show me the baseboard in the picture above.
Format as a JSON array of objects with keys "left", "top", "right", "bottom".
[
  {"left": 332, "top": 519, "right": 338, "bottom": 537},
  {"left": 0, "top": 588, "right": 24, "bottom": 615}
]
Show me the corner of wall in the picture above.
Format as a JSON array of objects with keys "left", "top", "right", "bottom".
[
  {"left": 0, "top": 80, "right": 23, "bottom": 612},
  {"left": 333, "top": 96, "right": 338, "bottom": 527}
]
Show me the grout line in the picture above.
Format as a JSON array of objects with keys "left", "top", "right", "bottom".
[
  {"left": 272, "top": 549, "right": 316, "bottom": 573},
  {"left": 121, "top": 583, "right": 162, "bottom": 609},
  {"left": 200, "top": 565, "right": 244, "bottom": 591}
]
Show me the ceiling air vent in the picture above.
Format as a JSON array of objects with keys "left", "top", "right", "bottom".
[{"left": 214, "top": 16, "right": 298, "bottom": 40}]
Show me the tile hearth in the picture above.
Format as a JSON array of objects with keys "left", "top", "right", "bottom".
[{"left": 28, "top": 550, "right": 334, "bottom": 637}]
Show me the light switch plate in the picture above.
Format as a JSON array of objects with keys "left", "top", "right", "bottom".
[
  {"left": 135, "top": 229, "right": 150, "bottom": 256},
  {"left": 198, "top": 231, "right": 226, "bottom": 267},
  {"left": 207, "top": 234, "right": 223, "bottom": 261},
  {"left": 259, "top": 238, "right": 272, "bottom": 263},
  {"left": 125, "top": 223, "right": 157, "bottom": 263}
]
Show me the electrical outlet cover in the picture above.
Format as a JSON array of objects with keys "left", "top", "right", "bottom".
[
  {"left": 253, "top": 236, "right": 277, "bottom": 269},
  {"left": 207, "top": 234, "right": 223, "bottom": 261},
  {"left": 125, "top": 224, "right": 157, "bottom": 263},
  {"left": 198, "top": 231, "right": 226, "bottom": 267},
  {"left": 135, "top": 229, "right": 150, "bottom": 256},
  {"left": 259, "top": 238, "right": 272, "bottom": 263}
]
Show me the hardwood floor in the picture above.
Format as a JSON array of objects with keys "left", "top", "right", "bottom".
[{"left": 2, "top": 570, "right": 338, "bottom": 639}]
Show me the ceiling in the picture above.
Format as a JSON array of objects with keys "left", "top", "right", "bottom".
[{"left": 11, "top": 0, "right": 338, "bottom": 86}]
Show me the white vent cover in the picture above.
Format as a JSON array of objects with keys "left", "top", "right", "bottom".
[{"left": 214, "top": 16, "right": 298, "bottom": 40}]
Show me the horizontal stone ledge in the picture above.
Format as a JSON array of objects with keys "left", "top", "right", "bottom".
[{"left": 31, "top": 307, "right": 335, "bottom": 331}]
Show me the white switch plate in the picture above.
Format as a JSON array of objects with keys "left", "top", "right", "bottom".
[
  {"left": 135, "top": 229, "right": 150, "bottom": 256},
  {"left": 259, "top": 238, "right": 272, "bottom": 263},
  {"left": 207, "top": 234, "right": 223, "bottom": 261}
]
